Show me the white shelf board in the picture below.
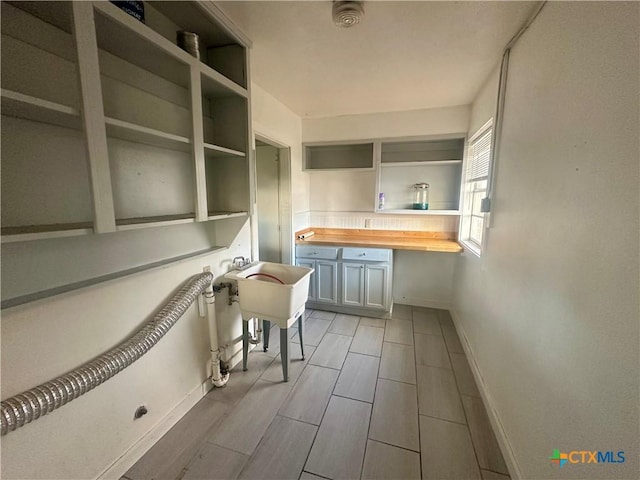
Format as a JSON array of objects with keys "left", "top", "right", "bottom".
[
  {"left": 207, "top": 211, "right": 248, "bottom": 221},
  {"left": 380, "top": 160, "right": 462, "bottom": 167},
  {"left": 1, "top": 89, "right": 81, "bottom": 129},
  {"left": 93, "top": 2, "right": 194, "bottom": 87},
  {"left": 1, "top": 228, "right": 92, "bottom": 244},
  {"left": 204, "top": 143, "right": 246, "bottom": 158},
  {"left": 94, "top": 2, "right": 248, "bottom": 98},
  {"left": 115, "top": 214, "right": 196, "bottom": 232},
  {"left": 376, "top": 209, "right": 461, "bottom": 216},
  {"left": 303, "top": 167, "right": 376, "bottom": 172},
  {"left": 201, "top": 65, "right": 248, "bottom": 99},
  {"left": 105, "top": 117, "right": 191, "bottom": 151}
]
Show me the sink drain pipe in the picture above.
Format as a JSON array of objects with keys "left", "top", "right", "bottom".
[
  {"left": 204, "top": 280, "right": 229, "bottom": 388},
  {"left": 1, "top": 271, "right": 217, "bottom": 436}
]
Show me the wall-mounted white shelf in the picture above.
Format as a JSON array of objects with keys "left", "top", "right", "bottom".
[
  {"left": 105, "top": 117, "right": 191, "bottom": 151},
  {"left": 115, "top": 214, "right": 196, "bottom": 231},
  {"left": 2, "top": 1, "right": 252, "bottom": 242},
  {"left": 1, "top": 224, "right": 93, "bottom": 244},
  {"left": 204, "top": 143, "right": 246, "bottom": 159},
  {"left": 377, "top": 138, "right": 465, "bottom": 215},
  {"left": 380, "top": 160, "right": 462, "bottom": 168},
  {"left": 93, "top": 2, "right": 193, "bottom": 87},
  {"left": 201, "top": 65, "right": 248, "bottom": 99},
  {"left": 148, "top": 0, "right": 248, "bottom": 89},
  {"left": 1, "top": 89, "right": 81, "bottom": 130},
  {"left": 304, "top": 142, "right": 376, "bottom": 171},
  {"left": 207, "top": 211, "right": 248, "bottom": 221}
]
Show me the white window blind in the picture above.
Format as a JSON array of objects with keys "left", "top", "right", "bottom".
[
  {"left": 466, "top": 128, "right": 492, "bottom": 182},
  {"left": 461, "top": 120, "right": 493, "bottom": 255}
]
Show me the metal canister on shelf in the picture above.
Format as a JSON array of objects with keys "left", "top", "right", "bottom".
[{"left": 177, "top": 31, "right": 200, "bottom": 60}]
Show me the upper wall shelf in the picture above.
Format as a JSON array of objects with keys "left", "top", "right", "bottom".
[
  {"left": 377, "top": 137, "right": 466, "bottom": 214},
  {"left": 93, "top": 2, "right": 192, "bottom": 87},
  {"left": 2, "top": 1, "right": 252, "bottom": 242},
  {"left": 1, "top": 223, "right": 93, "bottom": 244},
  {"left": 94, "top": 2, "right": 248, "bottom": 98},
  {"left": 1, "top": 89, "right": 81, "bottom": 130},
  {"left": 304, "top": 142, "right": 375, "bottom": 171},
  {"left": 204, "top": 143, "right": 246, "bottom": 158},
  {"left": 380, "top": 160, "right": 462, "bottom": 168},
  {"left": 105, "top": 117, "right": 191, "bottom": 152}
]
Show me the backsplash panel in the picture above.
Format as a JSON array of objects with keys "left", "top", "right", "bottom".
[{"left": 297, "top": 211, "right": 458, "bottom": 233}]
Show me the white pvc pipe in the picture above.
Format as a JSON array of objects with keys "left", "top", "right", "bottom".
[{"left": 205, "top": 282, "right": 229, "bottom": 388}]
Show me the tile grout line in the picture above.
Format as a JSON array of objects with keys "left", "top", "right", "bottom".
[
  {"left": 359, "top": 315, "right": 384, "bottom": 480},
  {"left": 298, "top": 315, "right": 343, "bottom": 479},
  {"left": 418, "top": 412, "right": 468, "bottom": 427},
  {"left": 410, "top": 306, "right": 424, "bottom": 480},
  {"left": 366, "top": 437, "right": 421, "bottom": 455}
]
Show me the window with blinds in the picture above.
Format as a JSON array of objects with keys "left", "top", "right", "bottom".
[{"left": 460, "top": 120, "right": 493, "bottom": 255}]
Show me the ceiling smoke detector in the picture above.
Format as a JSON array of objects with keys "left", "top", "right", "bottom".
[{"left": 332, "top": 1, "right": 364, "bottom": 28}]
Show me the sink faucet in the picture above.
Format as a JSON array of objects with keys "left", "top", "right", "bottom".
[{"left": 233, "top": 256, "right": 250, "bottom": 269}]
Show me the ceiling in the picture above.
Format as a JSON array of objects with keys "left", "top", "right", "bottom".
[{"left": 215, "top": 1, "right": 537, "bottom": 118}]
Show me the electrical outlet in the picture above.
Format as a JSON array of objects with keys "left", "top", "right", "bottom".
[{"left": 364, "top": 218, "right": 372, "bottom": 228}]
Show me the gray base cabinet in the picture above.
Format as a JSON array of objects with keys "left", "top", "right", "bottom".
[{"left": 297, "top": 245, "right": 392, "bottom": 316}]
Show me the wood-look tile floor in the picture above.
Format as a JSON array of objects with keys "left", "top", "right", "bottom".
[{"left": 124, "top": 306, "right": 510, "bottom": 480}]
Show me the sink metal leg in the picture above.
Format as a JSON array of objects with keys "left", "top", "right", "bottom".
[
  {"left": 263, "top": 320, "right": 271, "bottom": 352},
  {"left": 281, "top": 327, "right": 290, "bottom": 382},
  {"left": 242, "top": 320, "right": 249, "bottom": 371},
  {"left": 298, "top": 313, "right": 305, "bottom": 360}
]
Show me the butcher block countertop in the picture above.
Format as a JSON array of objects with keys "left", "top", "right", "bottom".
[{"left": 295, "top": 228, "right": 463, "bottom": 253}]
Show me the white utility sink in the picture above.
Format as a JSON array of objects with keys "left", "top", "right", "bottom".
[{"left": 225, "top": 262, "right": 314, "bottom": 329}]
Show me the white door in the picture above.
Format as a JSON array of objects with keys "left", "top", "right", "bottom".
[
  {"left": 316, "top": 260, "right": 338, "bottom": 304},
  {"left": 342, "top": 262, "right": 364, "bottom": 306},
  {"left": 256, "top": 144, "right": 281, "bottom": 262},
  {"left": 297, "top": 259, "right": 316, "bottom": 301},
  {"left": 365, "top": 264, "right": 389, "bottom": 309}
]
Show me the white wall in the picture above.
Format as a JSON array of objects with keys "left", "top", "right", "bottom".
[
  {"left": 251, "top": 83, "right": 306, "bottom": 214},
  {"left": 468, "top": 66, "right": 499, "bottom": 136},
  {"left": 301, "top": 105, "right": 470, "bottom": 307},
  {"left": 251, "top": 82, "right": 305, "bottom": 262},
  {"left": 1, "top": 220, "right": 252, "bottom": 479},
  {"left": 452, "top": 3, "right": 639, "bottom": 478},
  {"left": 303, "top": 104, "right": 470, "bottom": 142}
]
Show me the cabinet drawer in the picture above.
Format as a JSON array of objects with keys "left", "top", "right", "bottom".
[
  {"left": 296, "top": 245, "right": 339, "bottom": 260},
  {"left": 342, "top": 247, "right": 391, "bottom": 262}
]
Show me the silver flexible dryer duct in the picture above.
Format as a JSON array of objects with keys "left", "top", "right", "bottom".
[{"left": 1, "top": 271, "right": 214, "bottom": 436}]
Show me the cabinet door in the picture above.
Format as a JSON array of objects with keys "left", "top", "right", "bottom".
[
  {"left": 316, "top": 260, "right": 338, "bottom": 304},
  {"left": 296, "top": 259, "right": 316, "bottom": 301},
  {"left": 342, "top": 263, "right": 365, "bottom": 307},
  {"left": 364, "top": 264, "right": 389, "bottom": 310}
]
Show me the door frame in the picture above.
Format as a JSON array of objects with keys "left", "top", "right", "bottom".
[{"left": 251, "top": 132, "right": 293, "bottom": 265}]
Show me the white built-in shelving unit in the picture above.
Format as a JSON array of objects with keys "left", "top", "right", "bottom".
[
  {"left": 376, "top": 137, "right": 465, "bottom": 215},
  {"left": 302, "top": 134, "right": 465, "bottom": 215},
  {"left": 303, "top": 141, "right": 376, "bottom": 171},
  {"left": 1, "top": 0, "right": 251, "bottom": 243}
]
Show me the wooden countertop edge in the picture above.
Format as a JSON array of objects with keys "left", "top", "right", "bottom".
[
  {"left": 296, "top": 227, "right": 456, "bottom": 240},
  {"left": 296, "top": 236, "right": 463, "bottom": 253}
]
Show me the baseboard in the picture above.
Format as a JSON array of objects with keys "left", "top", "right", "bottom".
[
  {"left": 450, "top": 309, "right": 523, "bottom": 480},
  {"left": 97, "top": 379, "right": 213, "bottom": 480},
  {"left": 393, "top": 296, "right": 451, "bottom": 310}
]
